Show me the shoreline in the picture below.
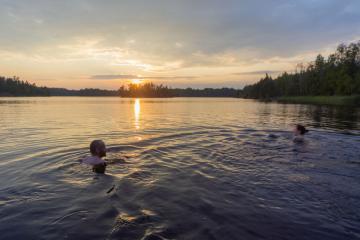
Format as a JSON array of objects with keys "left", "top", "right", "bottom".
[
  {"left": 1, "top": 95, "right": 360, "bottom": 106},
  {"left": 276, "top": 95, "right": 360, "bottom": 106}
]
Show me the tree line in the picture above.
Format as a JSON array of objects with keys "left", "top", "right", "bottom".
[
  {"left": 240, "top": 42, "right": 360, "bottom": 99},
  {"left": 118, "top": 82, "right": 174, "bottom": 97},
  {"left": 0, "top": 77, "right": 239, "bottom": 97},
  {"left": 0, "top": 76, "right": 50, "bottom": 96},
  {"left": 118, "top": 82, "right": 239, "bottom": 97},
  {"left": 0, "top": 76, "right": 119, "bottom": 96}
]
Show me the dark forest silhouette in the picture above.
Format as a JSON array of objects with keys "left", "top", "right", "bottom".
[
  {"left": 240, "top": 42, "right": 360, "bottom": 99},
  {"left": 0, "top": 76, "right": 50, "bottom": 96},
  {"left": 119, "top": 82, "right": 238, "bottom": 97},
  {"left": 0, "top": 77, "right": 119, "bottom": 97},
  {"left": 0, "top": 77, "right": 239, "bottom": 97}
]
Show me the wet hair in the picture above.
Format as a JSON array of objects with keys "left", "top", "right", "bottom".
[
  {"left": 90, "top": 140, "right": 105, "bottom": 155},
  {"left": 296, "top": 125, "right": 309, "bottom": 135}
]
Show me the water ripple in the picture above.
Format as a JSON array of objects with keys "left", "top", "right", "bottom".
[{"left": 0, "top": 98, "right": 360, "bottom": 240}]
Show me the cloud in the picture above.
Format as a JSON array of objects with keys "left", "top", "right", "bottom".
[
  {"left": 1, "top": 0, "right": 359, "bottom": 57},
  {"left": 233, "top": 70, "right": 282, "bottom": 75},
  {"left": 90, "top": 75, "right": 197, "bottom": 80},
  {"left": 90, "top": 74, "right": 138, "bottom": 80},
  {"left": 144, "top": 76, "right": 197, "bottom": 80}
]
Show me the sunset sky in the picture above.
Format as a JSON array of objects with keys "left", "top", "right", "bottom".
[{"left": 1, "top": 0, "right": 360, "bottom": 89}]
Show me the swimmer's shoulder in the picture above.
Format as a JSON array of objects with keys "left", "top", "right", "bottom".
[
  {"left": 82, "top": 156, "right": 105, "bottom": 165},
  {"left": 293, "top": 136, "right": 305, "bottom": 142}
]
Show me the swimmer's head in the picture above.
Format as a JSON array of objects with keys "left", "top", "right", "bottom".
[
  {"left": 90, "top": 140, "right": 106, "bottom": 157},
  {"left": 294, "top": 124, "right": 308, "bottom": 136}
]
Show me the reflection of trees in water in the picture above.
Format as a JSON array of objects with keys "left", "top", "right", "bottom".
[
  {"left": 303, "top": 105, "right": 359, "bottom": 130},
  {"left": 307, "top": 106, "right": 323, "bottom": 129},
  {"left": 278, "top": 104, "right": 314, "bottom": 127},
  {"left": 257, "top": 102, "right": 272, "bottom": 126},
  {"left": 271, "top": 103, "right": 359, "bottom": 131}
]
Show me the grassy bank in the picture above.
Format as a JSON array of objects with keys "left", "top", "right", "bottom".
[{"left": 277, "top": 95, "right": 360, "bottom": 106}]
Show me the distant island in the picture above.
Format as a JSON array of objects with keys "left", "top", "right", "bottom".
[
  {"left": 240, "top": 42, "right": 360, "bottom": 106},
  {"left": 1, "top": 42, "right": 359, "bottom": 105}
]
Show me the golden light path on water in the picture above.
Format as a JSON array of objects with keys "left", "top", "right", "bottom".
[{"left": 134, "top": 99, "right": 141, "bottom": 140}]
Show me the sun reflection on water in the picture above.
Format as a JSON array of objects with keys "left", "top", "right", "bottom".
[{"left": 134, "top": 98, "right": 141, "bottom": 130}]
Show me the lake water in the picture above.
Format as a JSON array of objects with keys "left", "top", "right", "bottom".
[{"left": 0, "top": 97, "right": 359, "bottom": 240}]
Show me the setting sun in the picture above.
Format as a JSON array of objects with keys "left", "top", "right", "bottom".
[{"left": 131, "top": 79, "right": 142, "bottom": 85}]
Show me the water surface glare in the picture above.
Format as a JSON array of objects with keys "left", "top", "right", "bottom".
[{"left": 0, "top": 97, "right": 360, "bottom": 240}]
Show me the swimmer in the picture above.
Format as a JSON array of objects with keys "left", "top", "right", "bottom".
[
  {"left": 81, "top": 140, "right": 107, "bottom": 174},
  {"left": 293, "top": 124, "right": 309, "bottom": 142}
]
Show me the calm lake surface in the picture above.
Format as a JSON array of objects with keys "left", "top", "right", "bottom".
[{"left": 0, "top": 97, "right": 359, "bottom": 240}]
